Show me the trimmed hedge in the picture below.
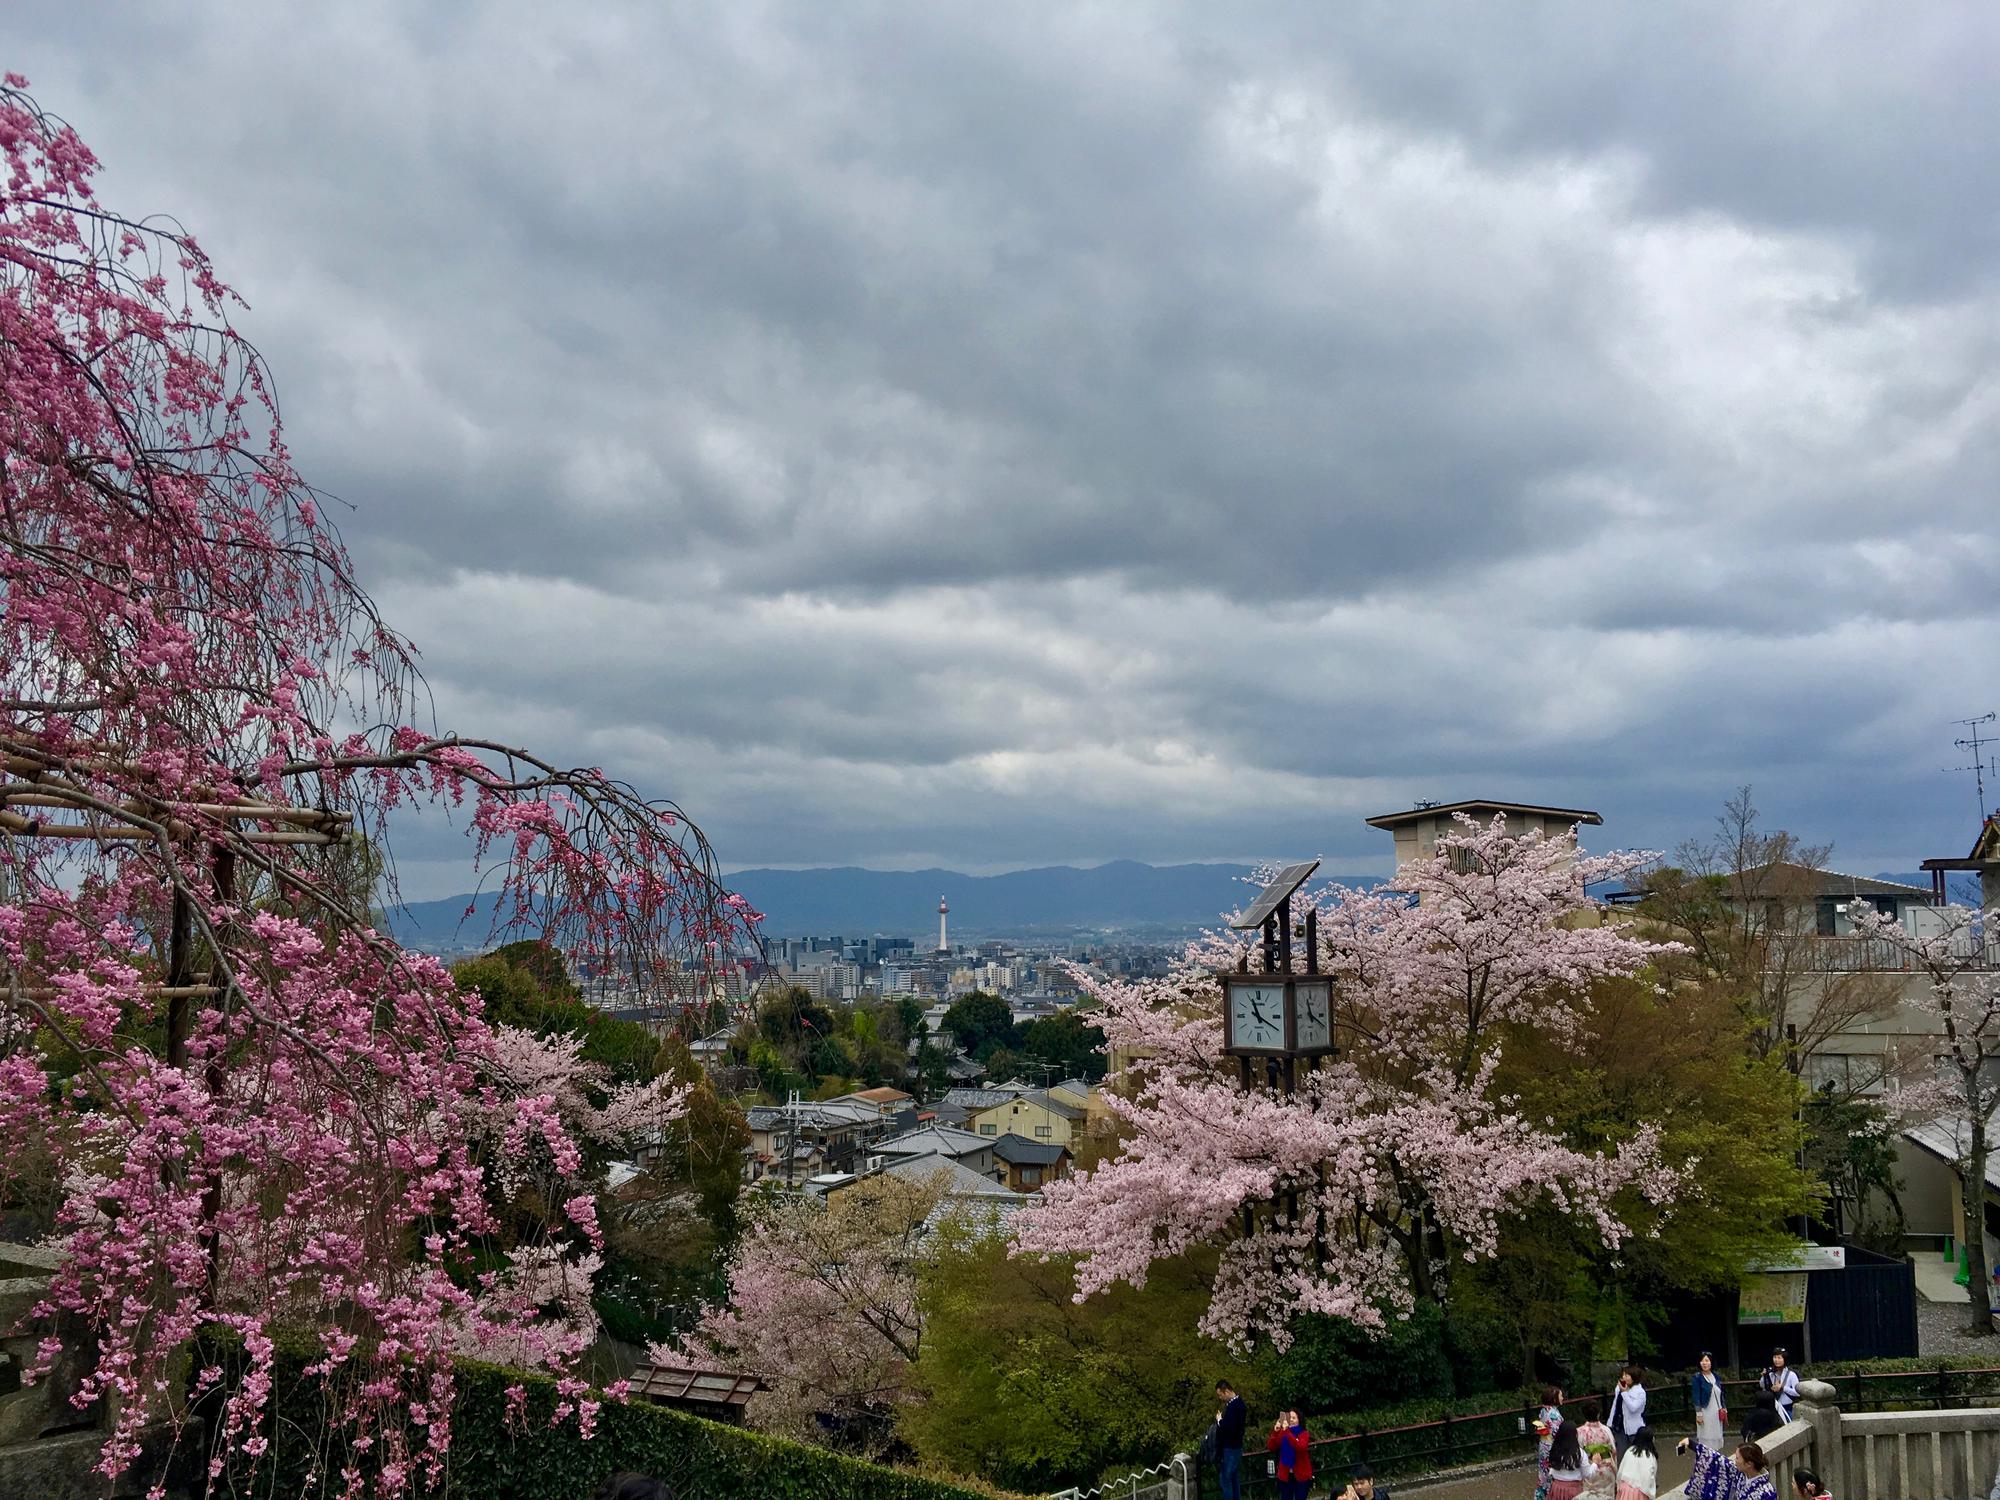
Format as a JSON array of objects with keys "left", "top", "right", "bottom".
[{"left": 192, "top": 1332, "right": 997, "bottom": 1500}]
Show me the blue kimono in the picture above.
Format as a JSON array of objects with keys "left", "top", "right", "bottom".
[{"left": 1684, "top": 1441, "right": 1777, "bottom": 1500}]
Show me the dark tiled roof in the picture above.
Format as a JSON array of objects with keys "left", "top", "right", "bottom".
[{"left": 990, "top": 1132, "right": 1068, "bottom": 1165}]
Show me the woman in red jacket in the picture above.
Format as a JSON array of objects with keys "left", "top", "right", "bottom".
[{"left": 1267, "top": 1410, "right": 1313, "bottom": 1500}]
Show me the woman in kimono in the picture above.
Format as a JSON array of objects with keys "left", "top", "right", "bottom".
[
  {"left": 1574, "top": 1400, "right": 1617, "bottom": 1500},
  {"left": 1675, "top": 1437, "right": 1777, "bottom": 1500},
  {"left": 1534, "top": 1386, "right": 1566, "bottom": 1500}
]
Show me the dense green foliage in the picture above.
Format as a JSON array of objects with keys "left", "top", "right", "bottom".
[
  {"left": 904, "top": 1228, "right": 1264, "bottom": 1492},
  {"left": 455, "top": 941, "right": 662, "bottom": 1084},
  {"left": 1267, "top": 1301, "right": 1515, "bottom": 1414},
  {"left": 452, "top": 944, "right": 750, "bottom": 1342},
  {"left": 945, "top": 993, "right": 1106, "bottom": 1084},
  {"left": 1467, "top": 970, "right": 1813, "bottom": 1377},
  {"left": 191, "top": 1330, "right": 998, "bottom": 1500},
  {"left": 941, "top": 992, "right": 1017, "bottom": 1060},
  {"left": 734, "top": 986, "right": 925, "bottom": 1095},
  {"left": 1802, "top": 1084, "right": 1907, "bottom": 1252}
]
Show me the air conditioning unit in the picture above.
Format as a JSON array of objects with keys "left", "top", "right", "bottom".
[{"left": 867, "top": 1156, "right": 883, "bottom": 1171}]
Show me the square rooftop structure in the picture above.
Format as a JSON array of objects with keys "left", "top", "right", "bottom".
[{"left": 1366, "top": 799, "right": 1603, "bottom": 879}]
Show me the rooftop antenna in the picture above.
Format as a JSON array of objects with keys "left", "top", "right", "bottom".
[{"left": 1948, "top": 713, "right": 1999, "bottom": 821}]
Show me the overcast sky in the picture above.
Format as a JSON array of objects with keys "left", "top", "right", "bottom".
[{"left": 16, "top": 4, "right": 2000, "bottom": 895}]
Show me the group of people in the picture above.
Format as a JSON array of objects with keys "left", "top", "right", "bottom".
[
  {"left": 1534, "top": 1350, "right": 1821, "bottom": 1500},
  {"left": 1534, "top": 1365, "right": 1660, "bottom": 1500},
  {"left": 1210, "top": 1380, "right": 1388, "bottom": 1500}
]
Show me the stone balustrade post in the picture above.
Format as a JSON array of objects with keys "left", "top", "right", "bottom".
[{"left": 1793, "top": 1377, "right": 1842, "bottom": 1496}]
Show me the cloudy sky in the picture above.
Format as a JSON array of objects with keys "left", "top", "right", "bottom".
[{"left": 16, "top": 4, "right": 1999, "bottom": 894}]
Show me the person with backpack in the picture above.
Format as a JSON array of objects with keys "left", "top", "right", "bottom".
[{"left": 1758, "top": 1349, "right": 1798, "bottom": 1425}]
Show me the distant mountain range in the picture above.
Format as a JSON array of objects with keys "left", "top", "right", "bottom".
[
  {"left": 380, "top": 863, "right": 1951, "bottom": 954},
  {"left": 382, "top": 860, "right": 1384, "bottom": 949}
]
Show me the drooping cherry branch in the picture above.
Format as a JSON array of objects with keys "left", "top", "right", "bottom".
[{"left": 0, "top": 74, "right": 755, "bottom": 1495}]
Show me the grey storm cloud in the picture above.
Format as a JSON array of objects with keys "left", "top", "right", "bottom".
[{"left": 11, "top": 2, "right": 1999, "bottom": 890}]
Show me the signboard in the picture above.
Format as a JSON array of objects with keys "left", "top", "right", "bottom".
[
  {"left": 1747, "top": 1245, "right": 1846, "bottom": 1273},
  {"left": 1739, "top": 1272, "right": 1808, "bottom": 1325}
]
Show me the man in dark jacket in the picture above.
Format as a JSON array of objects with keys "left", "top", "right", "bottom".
[
  {"left": 1342, "top": 1462, "right": 1390, "bottom": 1499},
  {"left": 1214, "top": 1380, "right": 1247, "bottom": 1500}
]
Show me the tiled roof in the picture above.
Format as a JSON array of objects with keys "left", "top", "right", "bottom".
[
  {"left": 989, "top": 1133, "right": 1067, "bottom": 1166},
  {"left": 878, "top": 1153, "right": 1012, "bottom": 1197},
  {"left": 877, "top": 1125, "right": 989, "bottom": 1159},
  {"left": 943, "top": 1088, "right": 1014, "bottom": 1110}
]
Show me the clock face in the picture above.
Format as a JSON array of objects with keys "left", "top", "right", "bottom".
[
  {"left": 1294, "top": 980, "right": 1332, "bottom": 1053},
  {"left": 1227, "top": 981, "right": 1287, "bottom": 1052}
]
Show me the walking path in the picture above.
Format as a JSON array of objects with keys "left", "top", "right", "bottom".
[
  {"left": 1403, "top": 1448, "right": 1692, "bottom": 1500},
  {"left": 1914, "top": 1252, "right": 1970, "bottom": 1304}
]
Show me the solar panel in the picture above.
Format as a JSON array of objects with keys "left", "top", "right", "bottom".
[{"left": 1231, "top": 859, "right": 1321, "bottom": 930}]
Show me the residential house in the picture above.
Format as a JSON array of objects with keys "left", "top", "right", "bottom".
[
  {"left": 1047, "top": 1078, "right": 1094, "bottom": 1111},
  {"left": 966, "top": 1088, "right": 1084, "bottom": 1147},
  {"left": 743, "top": 1098, "right": 899, "bottom": 1184},
  {"left": 990, "top": 1133, "right": 1072, "bottom": 1192},
  {"left": 813, "top": 1150, "right": 1025, "bottom": 1240},
  {"left": 872, "top": 1124, "right": 999, "bottom": 1180}
]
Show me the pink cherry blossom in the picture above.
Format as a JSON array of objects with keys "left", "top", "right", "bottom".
[
  {"left": 0, "top": 77, "right": 748, "bottom": 1494},
  {"left": 1015, "top": 815, "right": 1681, "bottom": 1349}
]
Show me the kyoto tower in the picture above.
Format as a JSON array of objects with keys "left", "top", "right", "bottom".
[{"left": 937, "top": 895, "right": 949, "bottom": 953}]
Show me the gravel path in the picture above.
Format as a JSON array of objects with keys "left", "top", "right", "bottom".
[{"left": 1920, "top": 1295, "right": 2000, "bottom": 1359}]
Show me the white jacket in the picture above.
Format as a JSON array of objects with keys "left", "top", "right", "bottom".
[
  {"left": 1613, "top": 1382, "right": 1648, "bottom": 1434},
  {"left": 1615, "top": 1448, "right": 1658, "bottom": 1497}
]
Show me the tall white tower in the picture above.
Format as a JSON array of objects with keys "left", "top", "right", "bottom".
[{"left": 937, "top": 895, "right": 949, "bottom": 953}]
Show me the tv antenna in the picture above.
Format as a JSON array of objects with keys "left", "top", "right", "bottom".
[{"left": 1948, "top": 712, "right": 1999, "bottom": 820}]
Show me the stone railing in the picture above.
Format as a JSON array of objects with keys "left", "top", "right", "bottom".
[
  {"left": 1663, "top": 1378, "right": 2000, "bottom": 1500},
  {"left": 1660, "top": 1412, "right": 1817, "bottom": 1499},
  {"left": 1, "top": 1240, "right": 177, "bottom": 1499}
]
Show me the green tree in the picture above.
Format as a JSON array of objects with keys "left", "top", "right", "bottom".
[
  {"left": 454, "top": 942, "right": 660, "bottom": 1083},
  {"left": 1017, "top": 1009, "right": 1108, "bottom": 1082},
  {"left": 602, "top": 1037, "right": 752, "bottom": 1338},
  {"left": 905, "top": 1232, "right": 1264, "bottom": 1493},
  {"left": 1469, "top": 970, "right": 1814, "bottom": 1374},
  {"left": 1802, "top": 1084, "right": 1907, "bottom": 1252},
  {"left": 912, "top": 1041, "right": 954, "bottom": 1099},
  {"left": 941, "top": 992, "right": 1017, "bottom": 1061},
  {"left": 1267, "top": 1301, "right": 1514, "bottom": 1411}
]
